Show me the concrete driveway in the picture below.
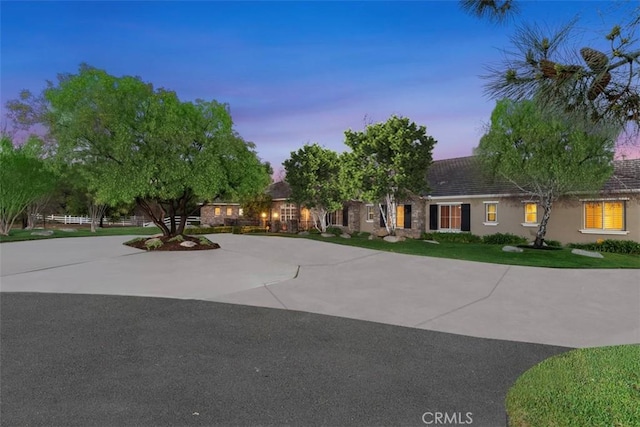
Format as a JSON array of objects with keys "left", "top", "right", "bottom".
[
  {"left": 1, "top": 234, "right": 638, "bottom": 348},
  {"left": 1, "top": 234, "right": 638, "bottom": 426}
]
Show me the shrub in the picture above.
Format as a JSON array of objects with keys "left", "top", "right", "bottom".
[
  {"left": 124, "top": 237, "right": 146, "bottom": 245},
  {"left": 144, "top": 238, "right": 163, "bottom": 250},
  {"left": 543, "top": 239, "right": 562, "bottom": 248},
  {"left": 420, "top": 232, "right": 482, "bottom": 243},
  {"left": 506, "top": 345, "right": 640, "bottom": 427},
  {"left": 326, "top": 226, "right": 343, "bottom": 236},
  {"left": 482, "top": 233, "right": 528, "bottom": 245},
  {"left": 188, "top": 226, "right": 233, "bottom": 234},
  {"left": 352, "top": 231, "right": 371, "bottom": 239},
  {"left": 198, "top": 236, "right": 213, "bottom": 246},
  {"left": 568, "top": 239, "right": 640, "bottom": 255},
  {"left": 308, "top": 228, "right": 321, "bottom": 234},
  {"left": 168, "top": 235, "right": 185, "bottom": 243}
]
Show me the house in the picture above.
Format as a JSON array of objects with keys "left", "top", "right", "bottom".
[
  {"left": 201, "top": 156, "right": 639, "bottom": 244},
  {"left": 359, "top": 156, "right": 639, "bottom": 244}
]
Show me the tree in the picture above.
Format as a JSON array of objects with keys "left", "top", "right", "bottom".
[
  {"left": 0, "top": 135, "right": 57, "bottom": 235},
  {"left": 461, "top": 0, "right": 640, "bottom": 135},
  {"left": 33, "top": 65, "right": 269, "bottom": 237},
  {"left": 476, "top": 98, "right": 618, "bottom": 247},
  {"left": 344, "top": 115, "right": 436, "bottom": 235},
  {"left": 283, "top": 143, "right": 351, "bottom": 233}
]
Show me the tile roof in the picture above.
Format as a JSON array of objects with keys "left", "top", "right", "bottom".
[{"left": 426, "top": 156, "right": 640, "bottom": 197}]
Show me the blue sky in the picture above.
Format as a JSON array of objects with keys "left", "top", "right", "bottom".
[{"left": 2, "top": 1, "right": 638, "bottom": 172}]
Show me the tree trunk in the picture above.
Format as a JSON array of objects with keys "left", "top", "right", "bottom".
[
  {"left": 380, "top": 194, "right": 397, "bottom": 236},
  {"left": 311, "top": 208, "right": 328, "bottom": 232},
  {"left": 136, "top": 198, "right": 171, "bottom": 237},
  {"left": 534, "top": 199, "right": 553, "bottom": 248},
  {"left": 88, "top": 202, "right": 107, "bottom": 233}
]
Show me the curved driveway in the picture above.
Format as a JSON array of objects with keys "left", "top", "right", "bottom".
[{"left": 1, "top": 234, "right": 638, "bottom": 348}]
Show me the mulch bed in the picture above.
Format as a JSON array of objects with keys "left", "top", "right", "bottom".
[{"left": 124, "top": 235, "right": 220, "bottom": 251}]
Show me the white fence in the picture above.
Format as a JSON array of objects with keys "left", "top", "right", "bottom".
[{"left": 143, "top": 216, "right": 201, "bottom": 228}]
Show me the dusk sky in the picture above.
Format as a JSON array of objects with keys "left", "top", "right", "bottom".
[{"left": 2, "top": 1, "right": 638, "bottom": 173}]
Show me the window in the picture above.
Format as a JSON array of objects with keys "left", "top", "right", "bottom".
[
  {"left": 584, "top": 201, "right": 624, "bottom": 231},
  {"left": 214, "top": 207, "right": 221, "bottom": 216},
  {"left": 485, "top": 203, "right": 498, "bottom": 223},
  {"left": 365, "top": 205, "right": 374, "bottom": 222},
  {"left": 226, "top": 207, "right": 233, "bottom": 216},
  {"left": 280, "top": 203, "right": 298, "bottom": 221},
  {"left": 396, "top": 205, "right": 405, "bottom": 228},
  {"left": 524, "top": 203, "right": 537, "bottom": 224},
  {"left": 439, "top": 204, "right": 461, "bottom": 230},
  {"left": 328, "top": 209, "right": 343, "bottom": 225},
  {"left": 238, "top": 208, "right": 244, "bottom": 217}
]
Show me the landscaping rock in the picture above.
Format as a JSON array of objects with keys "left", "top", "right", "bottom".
[
  {"left": 502, "top": 245, "right": 523, "bottom": 253},
  {"left": 368, "top": 235, "right": 377, "bottom": 240},
  {"left": 571, "top": 248, "right": 604, "bottom": 258},
  {"left": 31, "top": 230, "right": 54, "bottom": 236},
  {"left": 383, "top": 236, "right": 404, "bottom": 243},
  {"left": 340, "top": 233, "right": 351, "bottom": 239},
  {"left": 60, "top": 228, "right": 78, "bottom": 232},
  {"left": 423, "top": 239, "right": 440, "bottom": 244},
  {"left": 321, "top": 233, "right": 334, "bottom": 238},
  {"left": 180, "top": 241, "right": 198, "bottom": 248},
  {"left": 298, "top": 231, "right": 309, "bottom": 236}
]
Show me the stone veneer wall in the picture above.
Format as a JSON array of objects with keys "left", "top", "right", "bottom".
[
  {"left": 372, "top": 197, "right": 425, "bottom": 238},
  {"left": 347, "top": 202, "right": 360, "bottom": 233}
]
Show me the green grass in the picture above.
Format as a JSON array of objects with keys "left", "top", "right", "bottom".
[
  {"left": 278, "top": 233, "right": 640, "bottom": 268},
  {"left": 506, "top": 345, "right": 640, "bottom": 427},
  {"left": 0, "top": 226, "right": 160, "bottom": 243}
]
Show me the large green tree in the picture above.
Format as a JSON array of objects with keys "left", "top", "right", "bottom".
[
  {"left": 476, "top": 98, "right": 618, "bottom": 247},
  {"left": 344, "top": 115, "right": 436, "bottom": 235},
  {"left": 0, "top": 135, "right": 57, "bottom": 235},
  {"left": 32, "top": 65, "right": 269, "bottom": 237},
  {"left": 283, "top": 143, "right": 351, "bottom": 232}
]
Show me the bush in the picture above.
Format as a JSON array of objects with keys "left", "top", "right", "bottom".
[
  {"left": 568, "top": 239, "right": 640, "bottom": 255},
  {"left": 543, "top": 239, "right": 562, "bottom": 248},
  {"left": 168, "top": 235, "right": 185, "bottom": 242},
  {"left": 308, "top": 228, "right": 321, "bottom": 234},
  {"left": 326, "top": 226, "right": 343, "bottom": 236},
  {"left": 482, "top": 233, "right": 528, "bottom": 245},
  {"left": 144, "top": 238, "right": 163, "bottom": 250},
  {"left": 420, "top": 232, "right": 482, "bottom": 243},
  {"left": 506, "top": 345, "right": 640, "bottom": 427},
  {"left": 188, "top": 226, "right": 233, "bottom": 234},
  {"left": 352, "top": 231, "right": 371, "bottom": 239}
]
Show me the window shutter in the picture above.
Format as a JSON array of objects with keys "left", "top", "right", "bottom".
[
  {"left": 429, "top": 204, "right": 438, "bottom": 230},
  {"left": 342, "top": 206, "right": 349, "bottom": 227},
  {"left": 461, "top": 204, "right": 471, "bottom": 231},
  {"left": 404, "top": 204, "right": 412, "bottom": 229},
  {"left": 380, "top": 204, "right": 386, "bottom": 227}
]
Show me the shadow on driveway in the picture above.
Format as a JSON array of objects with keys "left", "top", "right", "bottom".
[{"left": 1, "top": 293, "right": 568, "bottom": 426}]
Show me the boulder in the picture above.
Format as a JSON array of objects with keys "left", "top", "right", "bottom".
[
  {"left": 298, "top": 231, "right": 309, "bottom": 236},
  {"left": 180, "top": 241, "right": 198, "bottom": 248},
  {"left": 60, "top": 228, "right": 78, "bottom": 232},
  {"left": 321, "top": 233, "right": 334, "bottom": 238},
  {"left": 502, "top": 245, "right": 523, "bottom": 253},
  {"left": 368, "top": 235, "right": 377, "bottom": 240},
  {"left": 571, "top": 248, "right": 604, "bottom": 258},
  {"left": 423, "top": 239, "right": 440, "bottom": 244},
  {"left": 340, "top": 233, "right": 351, "bottom": 239},
  {"left": 383, "top": 236, "right": 404, "bottom": 243},
  {"left": 31, "top": 230, "right": 54, "bottom": 236}
]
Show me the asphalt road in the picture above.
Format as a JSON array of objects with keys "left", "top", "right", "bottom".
[{"left": 1, "top": 292, "right": 568, "bottom": 427}]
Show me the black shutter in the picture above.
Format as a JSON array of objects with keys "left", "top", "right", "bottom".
[
  {"left": 379, "top": 204, "right": 386, "bottom": 227},
  {"left": 404, "top": 204, "right": 412, "bottom": 229},
  {"left": 429, "top": 204, "right": 438, "bottom": 230},
  {"left": 342, "top": 206, "right": 349, "bottom": 227},
  {"left": 461, "top": 203, "right": 471, "bottom": 231}
]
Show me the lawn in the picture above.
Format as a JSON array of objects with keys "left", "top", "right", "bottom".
[
  {"left": 291, "top": 233, "right": 640, "bottom": 269},
  {"left": 506, "top": 344, "right": 640, "bottom": 427},
  {"left": 0, "top": 226, "right": 160, "bottom": 243}
]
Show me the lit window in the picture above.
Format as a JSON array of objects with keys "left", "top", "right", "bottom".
[
  {"left": 585, "top": 201, "right": 624, "bottom": 230},
  {"left": 396, "top": 205, "right": 405, "bottom": 228},
  {"left": 485, "top": 203, "right": 497, "bottom": 223},
  {"left": 524, "top": 203, "right": 537, "bottom": 224},
  {"left": 365, "top": 205, "right": 374, "bottom": 222},
  {"left": 214, "top": 207, "right": 221, "bottom": 216},
  {"left": 226, "top": 207, "right": 233, "bottom": 216},
  {"left": 280, "top": 203, "right": 298, "bottom": 221},
  {"left": 239, "top": 208, "right": 244, "bottom": 217},
  {"left": 439, "top": 204, "right": 461, "bottom": 230}
]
